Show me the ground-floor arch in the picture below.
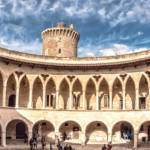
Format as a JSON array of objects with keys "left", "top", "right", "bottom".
[
  {"left": 59, "top": 121, "right": 81, "bottom": 142},
  {"left": 138, "top": 121, "right": 150, "bottom": 146},
  {"left": 85, "top": 121, "right": 108, "bottom": 144},
  {"left": 32, "top": 120, "right": 55, "bottom": 141},
  {"left": 6, "top": 119, "right": 28, "bottom": 145},
  {"left": 112, "top": 121, "right": 134, "bottom": 146}
]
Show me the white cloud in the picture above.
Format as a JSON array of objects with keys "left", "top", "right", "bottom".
[
  {"left": 78, "top": 43, "right": 148, "bottom": 57},
  {"left": 0, "top": 37, "right": 41, "bottom": 54}
]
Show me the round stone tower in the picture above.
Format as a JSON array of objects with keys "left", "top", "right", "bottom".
[{"left": 42, "top": 22, "right": 80, "bottom": 57}]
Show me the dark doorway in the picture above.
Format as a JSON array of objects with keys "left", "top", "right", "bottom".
[
  {"left": 139, "top": 97, "right": 146, "bottom": 109},
  {"left": 16, "top": 122, "right": 26, "bottom": 139},
  {"left": 8, "top": 94, "right": 16, "bottom": 107},
  {"left": 148, "top": 125, "right": 150, "bottom": 141}
]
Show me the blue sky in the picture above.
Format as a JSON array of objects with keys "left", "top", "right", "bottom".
[{"left": 0, "top": 0, "right": 150, "bottom": 57}]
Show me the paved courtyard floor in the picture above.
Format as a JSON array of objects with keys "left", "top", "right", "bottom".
[{"left": 0, "top": 143, "right": 150, "bottom": 150}]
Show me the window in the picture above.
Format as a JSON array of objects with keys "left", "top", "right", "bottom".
[
  {"left": 46, "top": 94, "right": 55, "bottom": 107},
  {"left": 50, "top": 94, "right": 54, "bottom": 107},
  {"left": 104, "top": 94, "right": 108, "bottom": 107},
  {"left": 120, "top": 99, "right": 123, "bottom": 110},
  {"left": 58, "top": 48, "right": 61, "bottom": 54},
  {"left": 46, "top": 95, "right": 49, "bottom": 107}
]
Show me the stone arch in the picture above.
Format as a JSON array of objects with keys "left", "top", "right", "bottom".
[
  {"left": 59, "top": 120, "right": 82, "bottom": 141},
  {"left": 99, "top": 78, "right": 109, "bottom": 110},
  {"left": 139, "top": 74, "right": 149, "bottom": 109},
  {"left": 33, "top": 120, "right": 55, "bottom": 141},
  {"left": 112, "top": 77, "right": 123, "bottom": 110},
  {"left": 125, "top": 76, "right": 135, "bottom": 110},
  {"left": 59, "top": 78, "right": 69, "bottom": 110},
  {"left": 85, "top": 121, "right": 108, "bottom": 144},
  {"left": 6, "top": 74, "right": 16, "bottom": 107},
  {"left": 33, "top": 76, "right": 43, "bottom": 109},
  {"left": 86, "top": 78, "right": 96, "bottom": 110},
  {"left": 72, "top": 78, "right": 82, "bottom": 109},
  {"left": 138, "top": 121, "right": 150, "bottom": 144},
  {"left": 46, "top": 78, "right": 56, "bottom": 109},
  {"left": 19, "top": 75, "right": 29, "bottom": 107},
  {"left": 6, "top": 119, "right": 29, "bottom": 145},
  {"left": 112, "top": 121, "right": 134, "bottom": 144}
]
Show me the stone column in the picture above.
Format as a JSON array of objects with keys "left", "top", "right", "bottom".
[
  {"left": 135, "top": 88, "right": 139, "bottom": 110},
  {"left": 42, "top": 84, "right": 46, "bottom": 109},
  {"left": 15, "top": 82, "right": 20, "bottom": 108},
  {"left": 2, "top": 81, "right": 7, "bottom": 107},
  {"left": 109, "top": 88, "right": 112, "bottom": 110},
  {"left": 82, "top": 89, "right": 86, "bottom": 110},
  {"left": 1, "top": 131, "right": 6, "bottom": 147},
  {"left": 96, "top": 89, "right": 99, "bottom": 110},
  {"left": 80, "top": 131, "right": 86, "bottom": 145},
  {"left": 28, "top": 130, "right": 33, "bottom": 142},
  {"left": 133, "top": 132, "right": 138, "bottom": 149},
  {"left": 68, "top": 85, "right": 73, "bottom": 110},
  {"left": 108, "top": 132, "right": 112, "bottom": 143},
  {"left": 55, "top": 89, "right": 59, "bottom": 109},
  {"left": 122, "top": 86, "right": 126, "bottom": 110},
  {"left": 28, "top": 83, "right": 33, "bottom": 108}
]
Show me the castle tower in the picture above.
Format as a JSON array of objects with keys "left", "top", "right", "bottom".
[{"left": 42, "top": 22, "right": 80, "bottom": 57}]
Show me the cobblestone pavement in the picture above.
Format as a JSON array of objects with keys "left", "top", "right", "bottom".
[{"left": 0, "top": 143, "right": 150, "bottom": 150}]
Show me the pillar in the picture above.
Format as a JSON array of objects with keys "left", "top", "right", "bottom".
[
  {"left": 109, "top": 88, "right": 112, "bottom": 110},
  {"left": 122, "top": 86, "right": 126, "bottom": 110},
  {"left": 96, "top": 89, "right": 99, "bottom": 110},
  {"left": 108, "top": 132, "right": 112, "bottom": 143},
  {"left": 55, "top": 89, "right": 59, "bottom": 109},
  {"left": 80, "top": 131, "right": 86, "bottom": 145},
  {"left": 42, "top": 84, "right": 46, "bottom": 109},
  {"left": 1, "top": 131, "right": 6, "bottom": 147},
  {"left": 133, "top": 132, "right": 138, "bottom": 149},
  {"left": 15, "top": 82, "right": 20, "bottom": 108},
  {"left": 68, "top": 85, "right": 73, "bottom": 110},
  {"left": 2, "top": 81, "right": 7, "bottom": 107},
  {"left": 28, "top": 130, "right": 33, "bottom": 142},
  {"left": 135, "top": 88, "right": 139, "bottom": 110},
  {"left": 28, "top": 83, "right": 33, "bottom": 108},
  {"left": 82, "top": 89, "right": 86, "bottom": 110}
]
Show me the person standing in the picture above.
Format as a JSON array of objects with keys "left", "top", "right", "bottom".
[
  {"left": 68, "top": 144, "right": 72, "bottom": 150},
  {"left": 29, "top": 138, "right": 33, "bottom": 150},
  {"left": 101, "top": 144, "right": 107, "bottom": 150},
  {"left": 49, "top": 141, "right": 53, "bottom": 150},
  {"left": 107, "top": 142, "right": 112, "bottom": 150},
  {"left": 41, "top": 136, "right": 46, "bottom": 150}
]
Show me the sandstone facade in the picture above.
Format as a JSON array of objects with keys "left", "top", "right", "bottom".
[{"left": 0, "top": 23, "right": 150, "bottom": 148}]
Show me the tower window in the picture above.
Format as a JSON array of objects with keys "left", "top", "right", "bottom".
[{"left": 59, "top": 48, "right": 61, "bottom": 54}]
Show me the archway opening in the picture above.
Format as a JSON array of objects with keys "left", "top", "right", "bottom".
[
  {"left": 6, "top": 74, "right": 16, "bottom": 107},
  {"left": 112, "top": 121, "right": 134, "bottom": 146},
  {"left": 19, "top": 76, "right": 29, "bottom": 107},
  {"left": 59, "top": 79, "right": 69, "bottom": 110},
  {"left": 138, "top": 121, "right": 150, "bottom": 146},
  {"left": 46, "top": 78, "right": 56, "bottom": 109},
  {"left": 6, "top": 120, "right": 28, "bottom": 145},
  {"left": 33, "top": 120, "right": 55, "bottom": 142},
  {"left": 86, "top": 79, "right": 96, "bottom": 110},
  {"left": 125, "top": 77, "right": 135, "bottom": 110},
  {"left": 139, "top": 75, "right": 148, "bottom": 109},
  {"left": 33, "top": 77, "right": 43, "bottom": 109},
  {"left": 99, "top": 79, "right": 109, "bottom": 110},
  {"left": 85, "top": 121, "right": 108, "bottom": 144},
  {"left": 59, "top": 121, "right": 81, "bottom": 142},
  {"left": 113, "top": 78, "right": 123, "bottom": 110},
  {"left": 72, "top": 79, "right": 82, "bottom": 110}
]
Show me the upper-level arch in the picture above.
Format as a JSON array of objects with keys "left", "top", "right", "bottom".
[{"left": 86, "top": 78, "right": 96, "bottom": 110}]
